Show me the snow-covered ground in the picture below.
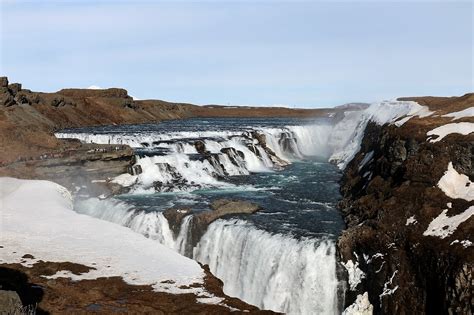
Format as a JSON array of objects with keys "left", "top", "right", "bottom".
[
  {"left": 0, "top": 177, "right": 205, "bottom": 294},
  {"left": 423, "top": 162, "right": 474, "bottom": 239},
  {"left": 342, "top": 260, "right": 365, "bottom": 291},
  {"left": 423, "top": 206, "right": 474, "bottom": 239},
  {"left": 342, "top": 292, "right": 373, "bottom": 315},
  {"left": 442, "top": 107, "right": 474, "bottom": 120},
  {"left": 427, "top": 122, "right": 474, "bottom": 142},
  {"left": 437, "top": 162, "right": 474, "bottom": 202}
]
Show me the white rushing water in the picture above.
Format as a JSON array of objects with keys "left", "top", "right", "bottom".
[
  {"left": 75, "top": 198, "right": 340, "bottom": 314},
  {"left": 194, "top": 219, "right": 339, "bottom": 314},
  {"left": 75, "top": 197, "right": 176, "bottom": 249}
]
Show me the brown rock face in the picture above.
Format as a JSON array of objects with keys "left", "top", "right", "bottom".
[
  {"left": 58, "top": 87, "right": 130, "bottom": 99},
  {"left": 8, "top": 83, "right": 22, "bottom": 95},
  {"left": 0, "top": 76, "right": 8, "bottom": 87},
  {"left": 337, "top": 94, "right": 473, "bottom": 314},
  {"left": 163, "top": 207, "right": 193, "bottom": 237}
]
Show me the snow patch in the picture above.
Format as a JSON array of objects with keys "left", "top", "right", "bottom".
[
  {"left": 393, "top": 105, "right": 434, "bottom": 127},
  {"left": 343, "top": 260, "right": 365, "bottom": 290},
  {"left": 405, "top": 216, "right": 417, "bottom": 226},
  {"left": 196, "top": 296, "right": 224, "bottom": 304},
  {"left": 442, "top": 107, "right": 474, "bottom": 120},
  {"left": 363, "top": 253, "right": 384, "bottom": 264},
  {"left": 423, "top": 206, "right": 474, "bottom": 239},
  {"left": 0, "top": 177, "right": 204, "bottom": 293},
  {"left": 427, "top": 122, "right": 474, "bottom": 142},
  {"left": 111, "top": 173, "right": 138, "bottom": 187},
  {"left": 342, "top": 292, "right": 373, "bottom": 315},
  {"left": 450, "top": 240, "right": 473, "bottom": 248},
  {"left": 379, "top": 271, "right": 399, "bottom": 302},
  {"left": 437, "top": 162, "right": 474, "bottom": 201}
]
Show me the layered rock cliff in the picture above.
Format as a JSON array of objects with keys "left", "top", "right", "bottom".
[{"left": 338, "top": 94, "right": 473, "bottom": 314}]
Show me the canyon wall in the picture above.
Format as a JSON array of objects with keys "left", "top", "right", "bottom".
[{"left": 338, "top": 94, "right": 473, "bottom": 314}]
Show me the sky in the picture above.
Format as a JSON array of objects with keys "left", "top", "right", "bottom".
[{"left": 0, "top": 0, "right": 472, "bottom": 108}]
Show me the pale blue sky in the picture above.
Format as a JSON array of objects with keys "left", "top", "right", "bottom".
[{"left": 1, "top": 0, "right": 472, "bottom": 107}]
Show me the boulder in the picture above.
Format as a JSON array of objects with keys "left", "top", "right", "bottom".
[
  {"left": 194, "top": 140, "right": 207, "bottom": 155},
  {"left": 0, "top": 88, "right": 15, "bottom": 107},
  {"left": 50, "top": 96, "right": 66, "bottom": 107},
  {"left": 8, "top": 83, "right": 22, "bottom": 95},
  {"left": 0, "top": 76, "right": 8, "bottom": 88},
  {"left": 251, "top": 131, "right": 267, "bottom": 147},
  {"left": 14, "top": 91, "right": 32, "bottom": 105}
]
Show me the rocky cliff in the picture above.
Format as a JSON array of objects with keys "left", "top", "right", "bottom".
[{"left": 338, "top": 94, "right": 473, "bottom": 314}]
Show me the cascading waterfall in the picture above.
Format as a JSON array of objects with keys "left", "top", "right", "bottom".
[
  {"left": 64, "top": 102, "right": 428, "bottom": 314},
  {"left": 175, "top": 215, "right": 194, "bottom": 256},
  {"left": 193, "top": 219, "right": 339, "bottom": 314},
  {"left": 74, "top": 198, "right": 340, "bottom": 314},
  {"left": 75, "top": 197, "right": 175, "bottom": 249}
]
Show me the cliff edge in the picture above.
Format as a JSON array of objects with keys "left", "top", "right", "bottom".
[{"left": 338, "top": 94, "right": 473, "bottom": 314}]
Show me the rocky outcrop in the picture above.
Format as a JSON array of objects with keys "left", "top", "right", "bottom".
[
  {"left": 250, "top": 131, "right": 289, "bottom": 169},
  {"left": 163, "top": 207, "right": 193, "bottom": 236},
  {"left": 337, "top": 95, "right": 473, "bottom": 314},
  {"left": 0, "top": 141, "right": 136, "bottom": 197},
  {"left": 164, "top": 199, "right": 262, "bottom": 255},
  {"left": 194, "top": 140, "right": 208, "bottom": 155}
]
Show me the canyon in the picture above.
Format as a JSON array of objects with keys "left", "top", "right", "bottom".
[{"left": 1, "top": 77, "right": 472, "bottom": 314}]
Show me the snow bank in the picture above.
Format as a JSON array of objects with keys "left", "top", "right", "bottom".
[
  {"left": 342, "top": 260, "right": 365, "bottom": 291},
  {"left": 437, "top": 162, "right": 474, "bottom": 201},
  {"left": 423, "top": 206, "right": 474, "bottom": 239},
  {"left": 0, "top": 178, "right": 204, "bottom": 293},
  {"left": 405, "top": 216, "right": 417, "bottom": 226},
  {"left": 427, "top": 122, "right": 474, "bottom": 142},
  {"left": 450, "top": 240, "right": 473, "bottom": 248},
  {"left": 442, "top": 107, "right": 474, "bottom": 120},
  {"left": 342, "top": 292, "right": 373, "bottom": 315}
]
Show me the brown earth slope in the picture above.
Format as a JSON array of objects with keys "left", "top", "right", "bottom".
[{"left": 0, "top": 77, "right": 331, "bottom": 165}]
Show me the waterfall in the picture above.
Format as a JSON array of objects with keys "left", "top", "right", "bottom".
[
  {"left": 175, "top": 215, "right": 194, "bottom": 256},
  {"left": 64, "top": 101, "right": 431, "bottom": 314},
  {"left": 193, "top": 219, "right": 339, "bottom": 315},
  {"left": 74, "top": 197, "right": 175, "bottom": 249},
  {"left": 74, "top": 198, "right": 340, "bottom": 314}
]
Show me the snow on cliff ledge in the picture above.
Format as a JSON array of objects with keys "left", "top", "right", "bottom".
[
  {"left": 427, "top": 122, "right": 474, "bottom": 143},
  {"left": 423, "top": 162, "right": 474, "bottom": 239},
  {"left": 0, "top": 178, "right": 204, "bottom": 293},
  {"left": 437, "top": 162, "right": 474, "bottom": 202},
  {"left": 329, "top": 100, "right": 432, "bottom": 169}
]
